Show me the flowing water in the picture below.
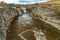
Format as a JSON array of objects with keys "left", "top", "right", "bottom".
[
  {"left": 6, "top": 8, "right": 47, "bottom": 40},
  {"left": 6, "top": 8, "right": 60, "bottom": 40}
]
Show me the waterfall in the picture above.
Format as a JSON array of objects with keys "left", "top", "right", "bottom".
[
  {"left": 23, "top": 8, "right": 27, "bottom": 13},
  {"left": 22, "top": 7, "right": 27, "bottom": 13},
  {"left": 17, "top": 8, "right": 22, "bottom": 15}
]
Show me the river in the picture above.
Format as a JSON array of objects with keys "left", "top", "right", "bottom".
[
  {"left": 6, "top": 8, "right": 47, "bottom": 40},
  {"left": 6, "top": 8, "right": 60, "bottom": 40}
]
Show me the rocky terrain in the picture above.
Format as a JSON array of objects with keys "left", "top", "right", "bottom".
[
  {"left": 0, "top": 2, "right": 60, "bottom": 40},
  {"left": 0, "top": 6, "right": 18, "bottom": 40},
  {"left": 31, "top": 4, "right": 60, "bottom": 30},
  {"left": 28, "top": 4, "right": 60, "bottom": 40}
]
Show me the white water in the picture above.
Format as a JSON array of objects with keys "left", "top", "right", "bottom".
[{"left": 17, "top": 8, "right": 22, "bottom": 15}]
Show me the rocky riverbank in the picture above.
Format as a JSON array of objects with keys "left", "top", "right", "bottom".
[
  {"left": 0, "top": 6, "right": 18, "bottom": 40},
  {"left": 31, "top": 5, "right": 60, "bottom": 30},
  {"left": 30, "top": 5, "right": 60, "bottom": 40}
]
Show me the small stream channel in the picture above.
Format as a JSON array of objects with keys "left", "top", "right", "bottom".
[{"left": 6, "top": 8, "right": 60, "bottom": 40}]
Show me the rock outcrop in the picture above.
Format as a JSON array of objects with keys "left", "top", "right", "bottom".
[
  {"left": 0, "top": 6, "right": 18, "bottom": 40},
  {"left": 31, "top": 4, "right": 60, "bottom": 40}
]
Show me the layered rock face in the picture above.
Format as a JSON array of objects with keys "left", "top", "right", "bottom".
[
  {"left": 31, "top": 5, "right": 60, "bottom": 40},
  {"left": 0, "top": 6, "right": 18, "bottom": 40},
  {"left": 32, "top": 5, "right": 60, "bottom": 26}
]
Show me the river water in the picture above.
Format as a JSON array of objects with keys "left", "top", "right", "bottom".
[
  {"left": 6, "top": 9, "right": 47, "bottom": 40},
  {"left": 6, "top": 8, "right": 60, "bottom": 40}
]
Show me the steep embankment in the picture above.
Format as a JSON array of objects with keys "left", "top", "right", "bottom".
[{"left": 0, "top": 6, "right": 18, "bottom": 40}]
